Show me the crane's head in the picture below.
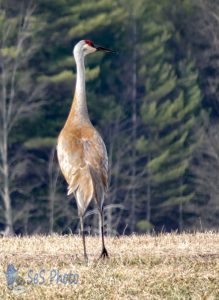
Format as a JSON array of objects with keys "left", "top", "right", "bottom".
[{"left": 73, "top": 40, "right": 115, "bottom": 59}]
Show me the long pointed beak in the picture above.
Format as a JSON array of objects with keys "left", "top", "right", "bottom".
[{"left": 95, "top": 45, "right": 116, "bottom": 53}]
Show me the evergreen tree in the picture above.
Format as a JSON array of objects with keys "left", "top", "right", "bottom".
[{"left": 136, "top": 18, "right": 203, "bottom": 231}]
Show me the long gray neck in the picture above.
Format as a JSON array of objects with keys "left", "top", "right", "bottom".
[{"left": 74, "top": 53, "right": 89, "bottom": 120}]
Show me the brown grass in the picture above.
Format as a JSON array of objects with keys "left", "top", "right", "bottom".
[{"left": 0, "top": 233, "right": 219, "bottom": 299}]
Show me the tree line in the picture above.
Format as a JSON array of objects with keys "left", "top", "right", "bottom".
[{"left": 0, "top": 0, "right": 218, "bottom": 235}]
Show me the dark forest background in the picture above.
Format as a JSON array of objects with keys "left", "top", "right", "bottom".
[{"left": 0, "top": 0, "right": 219, "bottom": 236}]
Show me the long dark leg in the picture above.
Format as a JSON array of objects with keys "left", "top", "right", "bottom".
[
  {"left": 80, "top": 216, "right": 88, "bottom": 262},
  {"left": 99, "top": 208, "right": 109, "bottom": 259}
]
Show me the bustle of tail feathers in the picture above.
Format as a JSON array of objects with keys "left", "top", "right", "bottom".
[{"left": 67, "top": 164, "right": 104, "bottom": 215}]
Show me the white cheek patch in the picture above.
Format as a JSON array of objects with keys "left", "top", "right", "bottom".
[{"left": 84, "top": 45, "right": 96, "bottom": 55}]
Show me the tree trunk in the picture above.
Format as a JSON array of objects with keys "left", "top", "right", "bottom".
[
  {"left": 130, "top": 19, "right": 137, "bottom": 233},
  {"left": 2, "top": 134, "right": 14, "bottom": 236},
  {"left": 179, "top": 178, "right": 184, "bottom": 233},
  {"left": 106, "top": 206, "right": 112, "bottom": 236},
  {"left": 179, "top": 202, "right": 183, "bottom": 233},
  {"left": 1, "top": 68, "right": 14, "bottom": 235},
  {"left": 146, "top": 153, "right": 151, "bottom": 233},
  {"left": 3, "top": 189, "right": 14, "bottom": 236}
]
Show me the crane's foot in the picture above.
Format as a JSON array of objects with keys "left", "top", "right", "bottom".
[{"left": 99, "top": 247, "right": 109, "bottom": 259}]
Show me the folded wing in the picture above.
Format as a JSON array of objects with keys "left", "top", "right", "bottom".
[{"left": 57, "top": 125, "right": 108, "bottom": 216}]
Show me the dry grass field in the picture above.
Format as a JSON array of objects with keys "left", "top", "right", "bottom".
[{"left": 0, "top": 233, "right": 219, "bottom": 299}]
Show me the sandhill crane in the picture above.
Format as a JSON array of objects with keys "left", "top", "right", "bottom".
[{"left": 57, "top": 40, "right": 115, "bottom": 261}]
